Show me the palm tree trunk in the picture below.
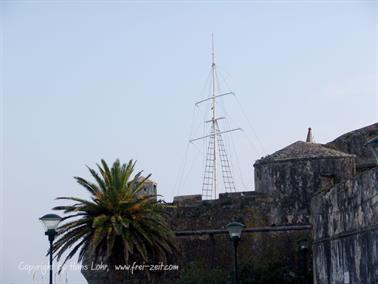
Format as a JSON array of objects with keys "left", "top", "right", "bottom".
[{"left": 81, "top": 252, "right": 129, "bottom": 284}]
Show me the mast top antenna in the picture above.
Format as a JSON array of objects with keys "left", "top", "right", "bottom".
[{"left": 211, "top": 33, "right": 215, "bottom": 67}]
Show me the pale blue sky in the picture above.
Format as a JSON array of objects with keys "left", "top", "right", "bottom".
[{"left": 1, "top": 1, "right": 377, "bottom": 283}]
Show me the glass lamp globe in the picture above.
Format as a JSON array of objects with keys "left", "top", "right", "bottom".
[
  {"left": 299, "top": 239, "right": 309, "bottom": 250},
  {"left": 367, "top": 136, "right": 378, "bottom": 164},
  {"left": 226, "top": 221, "right": 245, "bottom": 240},
  {"left": 39, "top": 214, "right": 62, "bottom": 232}
]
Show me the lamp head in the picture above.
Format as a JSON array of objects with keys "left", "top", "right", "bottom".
[
  {"left": 298, "top": 239, "right": 309, "bottom": 251},
  {"left": 367, "top": 136, "right": 378, "bottom": 164},
  {"left": 39, "top": 213, "right": 62, "bottom": 233},
  {"left": 226, "top": 221, "right": 245, "bottom": 241}
]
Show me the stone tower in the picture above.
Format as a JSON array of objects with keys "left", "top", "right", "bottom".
[
  {"left": 253, "top": 131, "right": 356, "bottom": 223},
  {"left": 136, "top": 176, "right": 157, "bottom": 200}
]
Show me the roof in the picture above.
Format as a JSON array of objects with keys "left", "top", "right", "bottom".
[{"left": 255, "top": 141, "right": 354, "bottom": 165}]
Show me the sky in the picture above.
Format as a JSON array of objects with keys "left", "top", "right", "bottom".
[{"left": 1, "top": 0, "right": 377, "bottom": 283}]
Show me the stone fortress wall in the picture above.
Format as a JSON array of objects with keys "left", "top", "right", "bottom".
[
  {"left": 311, "top": 123, "right": 378, "bottom": 284},
  {"left": 311, "top": 167, "right": 378, "bottom": 284},
  {"left": 165, "top": 122, "right": 378, "bottom": 283},
  {"left": 166, "top": 192, "right": 311, "bottom": 282}
]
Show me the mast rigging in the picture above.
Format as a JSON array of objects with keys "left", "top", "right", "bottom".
[{"left": 190, "top": 34, "right": 240, "bottom": 199}]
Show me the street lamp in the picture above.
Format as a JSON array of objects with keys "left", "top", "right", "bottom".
[
  {"left": 39, "top": 213, "right": 62, "bottom": 284},
  {"left": 367, "top": 136, "right": 378, "bottom": 164},
  {"left": 298, "top": 239, "right": 309, "bottom": 284},
  {"left": 226, "top": 220, "right": 245, "bottom": 284}
]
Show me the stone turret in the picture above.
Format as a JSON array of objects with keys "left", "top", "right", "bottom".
[
  {"left": 136, "top": 176, "right": 157, "bottom": 200},
  {"left": 254, "top": 134, "right": 356, "bottom": 223}
]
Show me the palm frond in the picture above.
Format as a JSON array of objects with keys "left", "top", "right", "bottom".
[{"left": 52, "top": 159, "right": 176, "bottom": 275}]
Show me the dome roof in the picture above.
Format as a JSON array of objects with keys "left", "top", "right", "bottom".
[{"left": 255, "top": 141, "right": 354, "bottom": 165}]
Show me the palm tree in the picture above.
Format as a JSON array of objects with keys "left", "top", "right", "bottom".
[{"left": 52, "top": 159, "right": 176, "bottom": 283}]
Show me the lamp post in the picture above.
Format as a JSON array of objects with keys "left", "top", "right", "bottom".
[
  {"left": 298, "top": 239, "right": 309, "bottom": 284},
  {"left": 39, "top": 214, "right": 62, "bottom": 284},
  {"left": 367, "top": 136, "right": 378, "bottom": 164},
  {"left": 226, "top": 221, "right": 245, "bottom": 284}
]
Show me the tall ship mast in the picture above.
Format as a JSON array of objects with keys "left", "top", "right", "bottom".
[{"left": 190, "top": 35, "right": 241, "bottom": 200}]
